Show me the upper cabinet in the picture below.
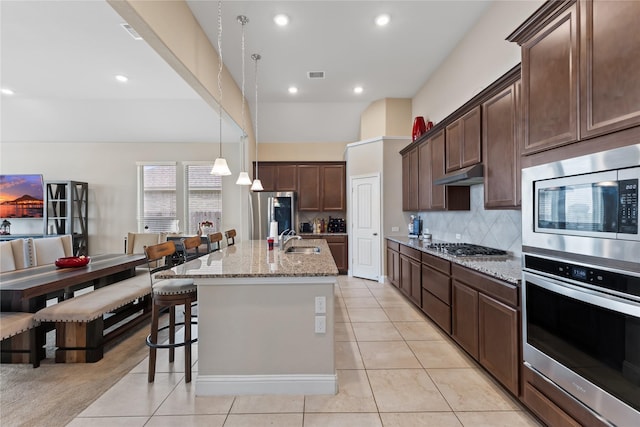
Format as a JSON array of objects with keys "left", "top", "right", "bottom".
[
  {"left": 509, "top": 0, "right": 640, "bottom": 156},
  {"left": 254, "top": 162, "right": 346, "bottom": 212},
  {"left": 402, "top": 147, "right": 419, "bottom": 211},
  {"left": 483, "top": 79, "right": 521, "bottom": 209},
  {"left": 445, "top": 106, "right": 482, "bottom": 171}
]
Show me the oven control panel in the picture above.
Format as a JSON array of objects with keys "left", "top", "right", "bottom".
[{"left": 524, "top": 255, "right": 640, "bottom": 299}]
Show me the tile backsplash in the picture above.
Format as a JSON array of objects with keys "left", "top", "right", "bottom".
[{"left": 417, "top": 185, "right": 522, "bottom": 257}]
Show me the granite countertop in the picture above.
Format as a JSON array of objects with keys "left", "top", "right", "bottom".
[
  {"left": 158, "top": 239, "right": 339, "bottom": 279},
  {"left": 387, "top": 236, "right": 522, "bottom": 285},
  {"left": 298, "top": 232, "right": 348, "bottom": 237}
]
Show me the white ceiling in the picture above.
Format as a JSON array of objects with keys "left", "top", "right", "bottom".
[{"left": 0, "top": 0, "right": 491, "bottom": 145}]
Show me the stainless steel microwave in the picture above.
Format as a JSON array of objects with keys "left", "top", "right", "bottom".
[{"left": 522, "top": 144, "right": 640, "bottom": 267}]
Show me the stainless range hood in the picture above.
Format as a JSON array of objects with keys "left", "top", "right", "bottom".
[{"left": 433, "top": 163, "right": 484, "bottom": 186}]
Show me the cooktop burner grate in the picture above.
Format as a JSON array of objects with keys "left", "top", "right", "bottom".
[{"left": 427, "top": 243, "right": 507, "bottom": 257}]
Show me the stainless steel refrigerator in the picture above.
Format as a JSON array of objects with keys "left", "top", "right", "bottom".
[{"left": 249, "top": 192, "right": 296, "bottom": 240}]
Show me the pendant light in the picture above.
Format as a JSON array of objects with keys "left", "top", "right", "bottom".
[
  {"left": 211, "top": 0, "right": 232, "bottom": 176},
  {"left": 235, "top": 15, "right": 252, "bottom": 185},
  {"left": 250, "top": 53, "right": 264, "bottom": 191}
]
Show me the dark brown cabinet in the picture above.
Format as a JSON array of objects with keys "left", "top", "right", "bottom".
[
  {"left": 452, "top": 280, "right": 479, "bottom": 359},
  {"left": 321, "top": 164, "right": 346, "bottom": 211},
  {"left": 402, "top": 146, "right": 419, "bottom": 211},
  {"left": 325, "top": 235, "right": 348, "bottom": 274},
  {"left": 417, "top": 141, "right": 431, "bottom": 211},
  {"left": 445, "top": 106, "right": 481, "bottom": 171},
  {"left": 580, "top": 0, "right": 640, "bottom": 139},
  {"left": 276, "top": 165, "right": 297, "bottom": 191},
  {"left": 510, "top": 1, "right": 640, "bottom": 156},
  {"left": 429, "top": 130, "right": 446, "bottom": 210},
  {"left": 255, "top": 164, "right": 277, "bottom": 192},
  {"left": 483, "top": 79, "right": 521, "bottom": 208},
  {"left": 386, "top": 240, "right": 400, "bottom": 288},
  {"left": 297, "top": 165, "right": 321, "bottom": 210},
  {"left": 298, "top": 163, "right": 346, "bottom": 212},
  {"left": 421, "top": 252, "right": 452, "bottom": 334},
  {"left": 451, "top": 264, "right": 520, "bottom": 395},
  {"left": 399, "top": 245, "right": 421, "bottom": 305}
]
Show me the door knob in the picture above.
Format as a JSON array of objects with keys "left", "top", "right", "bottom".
[{"left": 373, "top": 233, "right": 378, "bottom": 236}]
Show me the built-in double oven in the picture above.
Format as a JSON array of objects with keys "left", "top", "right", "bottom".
[{"left": 522, "top": 144, "right": 640, "bottom": 426}]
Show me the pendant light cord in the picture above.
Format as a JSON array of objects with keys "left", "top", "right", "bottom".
[
  {"left": 252, "top": 53, "right": 261, "bottom": 179},
  {"left": 217, "top": 0, "right": 223, "bottom": 158},
  {"left": 238, "top": 15, "right": 248, "bottom": 172}
]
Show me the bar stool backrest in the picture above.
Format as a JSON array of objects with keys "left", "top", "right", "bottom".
[
  {"left": 208, "top": 232, "right": 223, "bottom": 252},
  {"left": 225, "top": 229, "right": 236, "bottom": 246},
  {"left": 143, "top": 241, "right": 177, "bottom": 287}
]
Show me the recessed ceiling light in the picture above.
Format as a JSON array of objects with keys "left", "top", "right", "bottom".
[
  {"left": 353, "top": 86, "right": 364, "bottom": 94},
  {"left": 115, "top": 74, "right": 129, "bottom": 83},
  {"left": 288, "top": 86, "right": 298, "bottom": 94},
  {"left": 375, "top": 14, "right": 390, "bottom": 26},
  {"left": 274, "top": 14, "right": 289, "bottom": 26},
  {"left": 1, "top": 88, "right": 15, "bottom": 95}
]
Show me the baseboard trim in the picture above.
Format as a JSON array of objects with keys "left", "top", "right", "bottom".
[{"left": 196, "top": 373, "right": 338, "bottom": 396}]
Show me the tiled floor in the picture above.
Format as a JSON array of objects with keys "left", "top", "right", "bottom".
[{"left": 68, "top": 276, "right": 542, "bottom": 427}]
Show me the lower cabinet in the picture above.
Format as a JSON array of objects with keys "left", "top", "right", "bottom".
[
  {"left": 386, "top": 241, "right": 400, "bottom": 287},
  {"left": 303, "top": 235, "right": 348, "bottom": 274},
  {"left": 451, "top": 264, "right": 520, "bottom": 396},
  {"left": 421, "top": 253, "right": 452, "bottom": 334},
  {"left": 399, "top": 245, "right": 421, "bottom": 305}
]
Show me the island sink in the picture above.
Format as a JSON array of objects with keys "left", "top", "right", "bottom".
[{"left": 285, "top": 246, "right": 321, "bottom": 254}]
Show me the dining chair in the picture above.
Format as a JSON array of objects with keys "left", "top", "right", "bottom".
[
  {"left": 207, "top": 232, "right": 223, "bottom": 252},
  {"left": 225, "top": 229, "right": 236, "bottom": 246},
  {"left": 143, "top": 241, "right": 197, "bottom": 383}
]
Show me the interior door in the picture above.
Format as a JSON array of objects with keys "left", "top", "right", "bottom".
[{"left": 350, "top": 174, "right": 381, "bottom": 281}]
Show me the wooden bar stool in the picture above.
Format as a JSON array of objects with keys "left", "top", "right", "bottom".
[
  {"left": 207, "top": 232, "right": 223, "bottom": 252},
  {"left": 225, "top": 229, "right": 236, "bottom": 246},
  {"left": 143, "top": 241, "right": 197, "bottom": 383}
]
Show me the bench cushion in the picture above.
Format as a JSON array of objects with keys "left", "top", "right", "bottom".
[
  {"left": 34, "top": 274, "right": 151, "bottom": 323},
  {"left": 0, "top": 312, "right": 38, "bottom": 340}
]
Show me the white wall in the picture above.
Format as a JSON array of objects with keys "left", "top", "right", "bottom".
[{"left": 1, "top": 141, "right": 245, "bottom": 255}]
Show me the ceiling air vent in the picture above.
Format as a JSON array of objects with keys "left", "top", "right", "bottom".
[
  {"left": 120, "top": 23, "right": 143, "bottom": 40},
  {"left": 307, "top": 71, "right": 325, "bottom": 79}
]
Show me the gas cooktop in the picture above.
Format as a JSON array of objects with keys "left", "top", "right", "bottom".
[{"left": 427, "top": 243, "right": 507, "bottom": 257}]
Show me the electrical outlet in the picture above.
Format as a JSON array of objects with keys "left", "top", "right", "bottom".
[
  {"left": 315, "top": 315, "right": 326, "bottom": 333},
  {"left": 315, "top": 296, "right": 326, "bottom": 314},
  {"left": 391, "top": 226, "right": 399, "bottom": 232},
  {"left": 456, "top": 234, "right": 461, "bottom": 240}
]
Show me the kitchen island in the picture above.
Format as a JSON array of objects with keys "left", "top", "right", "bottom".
[{"left": 158, "top": 239, "right": 338, "bottom": 396}]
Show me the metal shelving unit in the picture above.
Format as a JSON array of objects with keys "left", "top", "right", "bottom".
[{"left": 44, "top": 181, "right": 88, "bottom": 256}]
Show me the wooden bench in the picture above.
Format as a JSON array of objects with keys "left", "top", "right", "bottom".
[
  {"left": 33, "top": 273, "right": 152, "bottom": 362},
  {"left": 0, "top": 312, "right": 40, "bottom": 367}
]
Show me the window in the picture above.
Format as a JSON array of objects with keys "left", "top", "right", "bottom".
[
  {"left": 138, "top": 163, "right": 177, "bottom": 232},
  {"left": 185, "top": 164, "right": 222, "bottom": 234},
  {"left": 137, "top": 162, "right": 222, "bottom": 234}
]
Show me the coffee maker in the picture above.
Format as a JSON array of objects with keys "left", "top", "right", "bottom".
[{"left": 409, "top": 215, "right": 422, "bottom": 238}]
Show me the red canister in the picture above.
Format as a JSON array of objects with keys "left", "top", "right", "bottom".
[{"left": 412, "top": 116, "right": 427, "bottom": 141}]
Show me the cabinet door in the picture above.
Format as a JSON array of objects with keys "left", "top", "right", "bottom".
[
  {"left": 483, "top": 82, "right": 520, "bottom": 209},
  {"left": 399, "top": 254, "right": 412, "bottom": 297},
  {"left": 321, "top": 164, "right": 345, "bottom": 211},
  {"left": 581, "top": 0, "right": 640, "bottom": 138},
  {"left": 521, "top": 4, "right": 578, "bottom": 154},
  {"left": 445, "top": 120, "right": 462, "bottom": 172},
  {"left": 479, "top": 293, "right": 519, "bottom": 395},
  {"left": 417, "top": 141, "right": 431, "bottom": 211},
  {"left": 255, "top": 164, "right": 276, "bottom": 192},
  {"left": 461, "top": 106, "right": 482, "bottom": 168},
  {"left": 401, "top": 147, "right": 419, "bottom": 211},
  {"left": 326, "top": 235, "right": 348, "bottom": 274},
  {"left": 430, "top": 130, "right": 446, "bottom": 210},
  {"left": 276, "top": 165, "right": 297, "bottom": 191},
  {"left": 452, "top": 280, "right": 479, "bottom": 360},
  {"left": 387, "top": 248, "right": 399, "bottom": 287},
  {"left": 297, "top": 165, "right": 321, "bottom": 211},
  {"left": 409, "top": 257, "right": 422, "bottom": 306}
]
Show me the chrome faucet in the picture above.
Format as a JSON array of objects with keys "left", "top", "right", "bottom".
[{"left": 280, "top": 229, "right": 301, "bottom": 251}]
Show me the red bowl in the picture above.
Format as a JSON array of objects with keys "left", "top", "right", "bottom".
[{"left": 55, "top": 256, "right": 91, "bottom": 268}]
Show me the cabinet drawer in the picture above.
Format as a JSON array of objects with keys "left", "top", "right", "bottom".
[
  {"left": 421, "top": 252, "right": 450, "bottom": 275},
  {"left": 386, "top": 240, "right": 400, "bottom": 252},
  {"left": 400, "top": 245, "right": 421, "bottom": 261},
  {"left": 324, "top": 235, "right": 346, "bottom": 244},
  {"left": 422, "top": 289, "right": 451, "bottom": 334},
  {"left": 422, "top": 264, "right": 450, "bottom": 305},
  {"left": 452, "top": 264, "right": 518, "bottom": 307},
  {"left": 523, "top": 382, "right": 581, "bottom": 427}
]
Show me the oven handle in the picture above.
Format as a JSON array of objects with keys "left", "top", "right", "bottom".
[{"left": 523, "top": 271, "right": 640, "bottom": 317}]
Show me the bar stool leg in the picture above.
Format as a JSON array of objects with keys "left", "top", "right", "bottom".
[
  {"left": 185, "top": 300, "right": 192, "bottom": 383},
  {"left": 148, "top": 302, "right": 160, "bottom": 383},
  {"left": 169, "top": 305, "right": 175, "bottom": 363}
]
